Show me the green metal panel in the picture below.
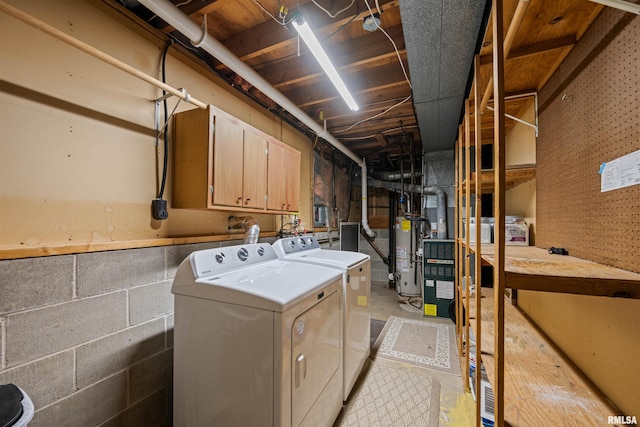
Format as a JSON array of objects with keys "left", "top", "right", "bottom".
[{"left": 423, "top": 240, "right": 455, "bottom": 318}]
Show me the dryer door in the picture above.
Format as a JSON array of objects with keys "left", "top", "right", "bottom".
[{"left": 291, "top": 290, "right": 341, "bottom": 426}]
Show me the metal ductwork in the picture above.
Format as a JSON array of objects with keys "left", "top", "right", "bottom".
[
  {"left": 136, "top": 0, "right": 376, "bottom": 238},
  {"left": 371, "top": 171, "right": 423, "bottom": 181}
]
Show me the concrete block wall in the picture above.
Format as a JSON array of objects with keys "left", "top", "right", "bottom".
[
  {"left": 359, "top": 229, "right": 390, "bottom": 284},
  {"left": 0, "top": 237, "right": 270, "bottom": 426},
  {"left": 318, "top": 229, "right": 390, "bottom": 285}
]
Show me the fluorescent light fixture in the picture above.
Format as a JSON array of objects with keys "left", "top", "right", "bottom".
[
  {"left": 293, "top": 15, "right": 359, "bottom": 111},
  {"left": 589, "top": 0, "right": 640, "bottom": 14}
]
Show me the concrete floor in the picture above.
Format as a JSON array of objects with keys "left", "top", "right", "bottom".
[{"left": 369, "top": 281, "right": 476, "bottom": 427}]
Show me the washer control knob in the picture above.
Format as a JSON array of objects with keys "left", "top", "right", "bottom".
[
  {"left": 237, "top": 247, "right": 249, "bottom": 262},
  {"left": 298, "top": 238, "right": 306, "bottom": 248},
  {"left": 214, "top": 253, "right": 225, "bottom": 264},
  {"left": 288, "top": 240, "right": 296, "bottom": 249},
  {"left": 257, "top": 246, "right": 265, "bottom": 256}
]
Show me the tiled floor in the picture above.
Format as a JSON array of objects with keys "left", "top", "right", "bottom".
[{"left": 367, "top": 281, "right": 475, "bottom": 426}]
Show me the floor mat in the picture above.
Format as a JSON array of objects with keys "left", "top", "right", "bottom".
[
  {"left": 334, "top": 362, "right": 441, "bottom": 427},
  {"left": 371, "top": 316, "right": 460, "bottom": 376}
]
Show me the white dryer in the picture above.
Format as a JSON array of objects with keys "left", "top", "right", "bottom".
[
  {"left": 172, "top": 243, "right": 344, "bottom": 427},
  {"left": 272, "top": 236, "right": 371, "bottom": 401}
]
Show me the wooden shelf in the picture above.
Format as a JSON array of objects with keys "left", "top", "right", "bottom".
[
  {"left": 467, "top": 289, "right": 619, "bottom": 425},
  {"left": 462, "top": 164, "right": 536, "bottom": 194},
  {"left": 466, "top": 245, "right": 640, "bottom": 298},
  {"left": 0, "top": 232, "right": 279, "bottom": 260}
]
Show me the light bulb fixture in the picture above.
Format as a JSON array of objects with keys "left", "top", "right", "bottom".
[
  {"left": 589, "top": 0, "right": 640, "bottom": 14},
  {"left": 363, "top": 13, "right": 381, "bottom": 32},
  {"left": 293, "top": 15, "right": 359, "bottom": 111}
]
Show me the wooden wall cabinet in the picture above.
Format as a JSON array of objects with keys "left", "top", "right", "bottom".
[
  {"left": 173, "top": 105, "right": 299, "bottom": 213},
  {"left": 267, "top": 139, "right": 301, "bottom": 212}
]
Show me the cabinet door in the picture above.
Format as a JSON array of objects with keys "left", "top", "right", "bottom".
[
  {"left": 243, "top": 130, "right": 268, "bottom": 209},
  {"left": 267, "top": 141, "right": 287, "bottom": 211},
  {"left": 212, "top": 113, "right": 244, "bottom": 207},
  {"left": 285, "top": 149, "right": 301, "bottom": 212}
]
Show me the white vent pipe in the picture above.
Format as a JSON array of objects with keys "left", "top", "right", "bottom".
[{"left": 137, "top": 0, "right": 376, "bottom": 237}]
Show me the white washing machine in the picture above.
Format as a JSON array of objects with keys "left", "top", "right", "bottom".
[
  {"left": 272, "top": 236, "right": 370, "bottom": 401},
  {"left": 172, "top": 243, "right": 344, "bottom": 427}
]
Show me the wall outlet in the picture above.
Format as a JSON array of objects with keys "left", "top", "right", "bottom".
[{"left": 152, "top": 198, "right": 169, "bottom": 220}]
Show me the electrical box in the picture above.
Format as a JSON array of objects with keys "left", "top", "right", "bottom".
[{"left": 422, "top": 239, "right": 455, "bottom": 317}]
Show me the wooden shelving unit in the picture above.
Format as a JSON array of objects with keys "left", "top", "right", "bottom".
[
  {"left": 467, "top": 244, "right": 640, "bottom": 298},
  {"left": 455, "top": 2, "right": 630, "bottom": 425},
  {"left": 464, "top": 289, "right": 619, "bottom": 425},
  {"left": 461, "top": 165, "right": 536, "bottom": 194}
]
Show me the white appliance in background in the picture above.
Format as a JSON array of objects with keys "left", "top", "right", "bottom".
[
  {"left": 172, "top": 243, "right": 344, "bottom": 427},
  {"left": 272, "top": 235, "right": 371, "bottom": 401}
]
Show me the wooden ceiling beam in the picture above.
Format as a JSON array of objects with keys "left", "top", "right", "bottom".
[
  {"left": 375, "top": 133, "right": 388, "bottom": 147},
  {"left": 479, "top": 34, "right": 577, "bottom": 65},
  {"left": 257, "top": 24, "right": 406, "bottom": 88},
  {"left": 282, "top": 60, "right": 410, "bottom": 108},
  {"left": 219, "top": 0, "right": 399, "bottom": 61},
  {"left": 314, "top": 88, "right": 413, "bottom": 122},
  {"left": 154, "top": 0, "right": 221, "bottom": 30},
  {"left": 325, "top": 103, "right": 416, "bottom": 127},
  {"left": 328, "top": 116, "right": 418, "bottom": 137}
]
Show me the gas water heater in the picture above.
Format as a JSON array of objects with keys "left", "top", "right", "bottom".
[{"left": 395, "top": 217, "right": 421, "bottom": 297}]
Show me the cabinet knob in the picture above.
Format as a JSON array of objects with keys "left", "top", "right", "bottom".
[
  {"left": 237, "top": 196, "right": 243, "bottom": 204},
  {"left": 245, "top": 198, "right": 250, "bottom": 204}
]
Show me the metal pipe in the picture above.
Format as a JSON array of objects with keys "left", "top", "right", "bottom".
[
  {"left": 137, "top": 0, "right": 377, "bottom": 237},
  {"left": 409, "top": 134, "right": 415, "bottom": 214},
  {"left": 368, "top": 178, "right": 447, "bottom": 239},
  {"left": 0, "top": 0, "right": 208, "bottom": 110},
  {"left": 421, "top": 155, "right": 428, "bottom": 238},
  {"left": 400, "top": 142, "right": 405, "bottom": 210},
  {"left": 360, "top": 228, "right": 389, "bottom": 266},
  {"left": 388, "top": 194, "right": 397, "bottom": 287},
  {"left": 361, "top": 161, "right": 376, "bottom": 237},
  {"left": 371, "top": 171, "right": 423, "bottom": 181}
]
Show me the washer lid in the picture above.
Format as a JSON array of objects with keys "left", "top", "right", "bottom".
[
  {"left": 178, "top": 260, "right": 341, "bottom": 312},
  {"left": 290, "top": 250, "right": 370, "bottom": 270},
  {"left": 272, "top": 236, "right": 370, "bottom": 269}
]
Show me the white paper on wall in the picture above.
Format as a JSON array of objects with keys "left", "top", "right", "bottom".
[{"left": 600, "top": 150, "right": 640, "bottom": 192}]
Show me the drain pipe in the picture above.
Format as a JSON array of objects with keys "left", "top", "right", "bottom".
[
  {"left": 368, "top": 178, "right": 448, "bottom": 239},
  {"left": 137, "top": 0, "right": 376, "bottom": 238}
]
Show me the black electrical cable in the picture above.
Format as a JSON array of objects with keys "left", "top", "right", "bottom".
[{"left": 157, "top": 40, "right": 173, "bottom": 199}]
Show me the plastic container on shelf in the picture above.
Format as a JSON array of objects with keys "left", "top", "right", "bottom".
[
  {"left": 505, "top": 215, "right": 529, "bottom": 246},
  {"left": 464, "top": 217, "right": 493, "bottom": 243}
]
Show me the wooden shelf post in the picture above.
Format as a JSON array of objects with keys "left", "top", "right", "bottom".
[
  {"left": 473, "top": 52, "right": 483, "bottom": 427},
  {"left": 492, "top": 0, "right": 506, "bottom": 424}
]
